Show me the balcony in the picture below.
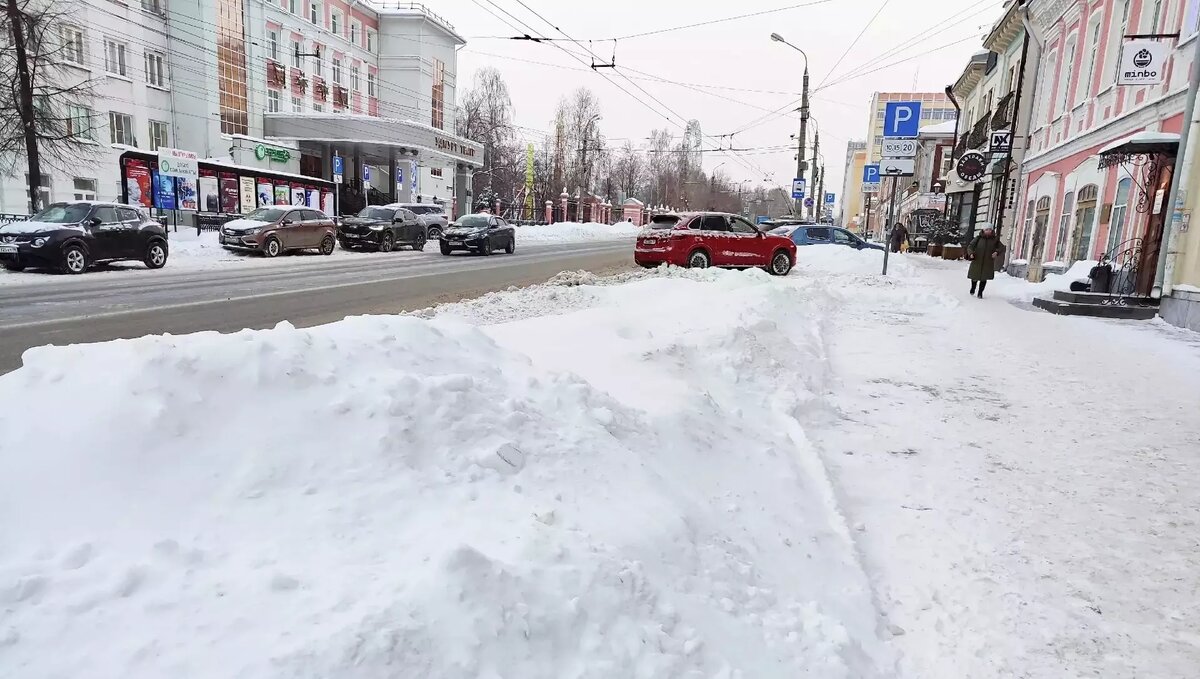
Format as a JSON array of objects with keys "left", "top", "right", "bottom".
[
  {"left": 991, "top": 92, "right": 1014, "bottom": 130},
  {"left": 967, "top": 113, "right": 990, "bottom": 150},
  {"left": 954, "top": 132, "right": 969, "bottom": 157}
]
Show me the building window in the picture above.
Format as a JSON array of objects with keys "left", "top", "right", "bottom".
[
  {"left": 1147, "top": 0, "right": 1163, "bottom": 32},
  {"left": 109, "top": 111, "right": 134, "bottom": 145},
  {"left": 312, "top": 44, "right": 323, "bottom": 76},
  {"left": 431, "top": 58, "right": 445, "bottom": 129},
  {"left": 292, "top": 96, "right": 302, "bottom": 112},
  {"left": 1036, "top": 50, "right": 1056, "bottom": 126},
  {"left": 875, "top": 109, "right": 884, "bottom": 119},
  {"left": 104, "top": 38, "right": 128, "bottom": 76},
  {"left": 1103, "top": 0, "right": 1131, "bottom": 89},
  {"left": 26, "top": 173, "right": 51, "bottom": 213},
  {"left": 314, "top": 103, "right": 323, "bottom": 113},
  {"left": 216, "top": 0, "right": 249, "bottom": 135},
  {"left": 73, "top": 177, "right": 98, "bottom": 201},
  {"left": 60, "top": 25, "right": 86, "bottom": 65},
  {"left": 291, "top": 39, "right": 302, "bottom": 69},
  {"left": 1056, "top": 191, "right": 1074, "bottom": 261},
  {"left": 332, "top": 57, "right": 342, "bottom": 84},
  {"left": 309, "top": 1, "right": 319, "bottom": 24},
  {"left": 430, "top": 167, "right": 443, "bottom": 178},
  {"left": 350, "top": 64, "right": 360, "bottom": 91},
  {"left": 1021, "top": 198, "right": 1035, "bottom": 256},
  {"left": 288, "top": 0, "right": 299, "bottom": 14},
  {"left": 350, "top": 21, "right": 359, "bottom": 46},
  {"left": 1107, "top": 177, "right": 1132, "bottom": 253},
  {"left": 67, "top": 105, "right": 93, "bottom": 139},
  {"left": 268, "top": 89, "right": 281, "bottom": 113},
  {"left": 267, "top": 29, "right": 279, "bottom": 62},
  {"left": 1056, "top": 37, "right": 1077, "bottom": 117},
  {"left": 331, "top": 10, "right": 341, "bottom": 35},
  {"left": 145, "top": 51, "right": 167, "bottom": 87},
  {"left": 148, "top": 119, "right": 169, "bottom": 150},
  {"left": 1073, "top": 184, "right": 1099, "bottom": 262},
  {"left": 367, "top": 71, "right": 375, "bottom": 97},
  {"left": 366, "top": 29, "right": 376, "bottom": 52},
  {"left": 141, "top": 0, "right": 163, "bottom": 12},
  {"left": 1078, "top": 18, "right": 1102, "bottom": 103}
]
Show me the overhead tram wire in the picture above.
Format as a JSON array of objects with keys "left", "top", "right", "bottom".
[
  {"left": 611, "top": 0, "right": 839, "bottom": 40},
  {"left": 814, "top": 0, "right": 892, "bottom": 91}
]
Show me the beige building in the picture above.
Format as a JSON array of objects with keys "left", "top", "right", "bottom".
[
  {"left": 864, "top": 92, "right": 958, "bottom": 164},
  {"left": 840, "top": 141, "right": 867, "bottom": 232}
]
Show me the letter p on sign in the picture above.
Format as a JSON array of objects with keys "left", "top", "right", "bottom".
[{"left": 884, "top": 101, "right": 922, "bottom": 138}]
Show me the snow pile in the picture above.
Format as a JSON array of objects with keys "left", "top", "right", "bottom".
[
  {"left": 0, "top": 269, "right": 893, "bottom": 677},
  {"left": 989, "top": 259, "right": 1097, "bottom": 302},
  {"left": 516, "top": 220, "right": 640, "bottom": 243}
]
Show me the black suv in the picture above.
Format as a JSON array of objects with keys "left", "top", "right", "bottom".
[
  {"left": 338, "top": 206, "right": 426, "bottom": 252},
  {"left": 0, "top": 201, "right": 169, "bottom": 274}
]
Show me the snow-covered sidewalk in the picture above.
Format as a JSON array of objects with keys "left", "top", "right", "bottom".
[{"left": 1, "top": 247, "right": 1197, "bottom": 677}]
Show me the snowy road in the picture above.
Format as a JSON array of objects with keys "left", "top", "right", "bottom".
[
  {"left": 1, "top": 248, "right": 1198, "bottom": 678},
  {"left": 0, "top": 240, "right": 632, "bottom": 372}
]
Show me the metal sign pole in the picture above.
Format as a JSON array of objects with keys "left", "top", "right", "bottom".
[{"left": 882, "top": 174, "right": 899, "bottom": 276}]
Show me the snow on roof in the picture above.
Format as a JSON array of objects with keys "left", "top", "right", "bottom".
[
  {"left": 622, "top": 197, "right": 644, "bottom": 205},
  {"left": 1099, "top": 131, "right": 1181, "bottom": 155},
  {"left": 920, "top": 120, "right": 958, "bottom": 135}
]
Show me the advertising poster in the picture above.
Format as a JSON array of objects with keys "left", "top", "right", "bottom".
[
  {"left": 239, "top": 177, "right": 256, "bottom": 213},
  {"left": 125, "top": 159, "right": 152, "bottom": 208},
  {"left": 257, "top": 181, "right": 273, "bottom": 207},
  {"left": 273, "top": 184, "right": 290, "bottom": 205},
  {"left": 291, "top": 186, "right": 306, "bottom": 206},
  {"left": 219, "top": 176, "right": 240, "bottom": 213},
  {"left": 322, "top": 191, "right": 335, "bottom": 215},
  {"left": 176, "top": 176, "right": 198, "bottom": 211},
  {"left": 198, "top": 176, "right": 220, "bottom": 213},
  {"left": 153, "top": 172, "right": 176, "bottom": 210},
  {"left": 306, "top": 188, "right": 320, "bottom": 208}
]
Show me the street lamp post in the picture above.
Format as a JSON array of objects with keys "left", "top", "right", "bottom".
[{"left": 771, "top": 32, "right": 809, "bottom": 218}]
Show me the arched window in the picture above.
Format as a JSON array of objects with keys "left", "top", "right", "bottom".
[
  {"left": 1056, "top": 191, "right": 1075, "bottom": 261},
  {"left": 1107, "top": 178, "right": 1132, "bottom": 254},
  {"left": 1073, "top": 185, "right": 1100, "bottom": 262}
]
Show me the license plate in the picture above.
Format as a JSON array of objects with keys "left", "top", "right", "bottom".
[
  {"left": 0, "top": 244, "right": 17, "bottom": 254},
  {"left": 643, "top": 238, "right": 657, "bottom": 245},
  {"left": 448, "top": 239, "right": 462, "bottom": 244}
]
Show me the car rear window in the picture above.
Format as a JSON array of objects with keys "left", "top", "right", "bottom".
[{"left": 648, "top": 214, "right": 681, "bottom": 229}]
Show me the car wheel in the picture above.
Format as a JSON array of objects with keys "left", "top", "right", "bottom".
[
  {"left": 2, "top": 262, "right": 25, "bottom": 272},
  {"left": 768, "top": 250, "right": 793, "bottom": 276},
  {"left": 413, "top": 232, "right": 427, "bottom": 251},
  {"left": 504, "top": 237, "right": 515, "bottom": 254},
  {"left": 320, "top": 235, "right": 336, "bottom": 256},
  {"left": 60, "top": 244, "right": 88, "bottom": 274},
  {"left": 440, "top": 241, "right": 452, "bottom": 256},
  {"left": 480, "top": 239, "right": 493, "bottom": 256},
  {"left": 144, "top": 240, "right": 168, "bottom": 269},
  {"left": 687, "top": 249, "right": 710, "bottom": 269},
  {"left": 379, "top": 231, "right": 394, "bottom": 253},
  {"left": 263, "top": 237, "right": 283, "bottom": 258},
  {"left": 428, "top": 226, "right": 443, "bottom": 241}
]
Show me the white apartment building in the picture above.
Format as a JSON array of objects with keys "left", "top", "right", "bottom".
[{"left": 1, "top": 0, "right": 481, "bottom": 216}]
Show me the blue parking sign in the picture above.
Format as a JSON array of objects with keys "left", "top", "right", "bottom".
[
  {"left": 862, "top": 164, "right": 880, "bottom": 184},
  {"left": 332, "top": 155, "right": 343, "bottom": 175},
  {"left": 824, "top": 192, "right": 835, "bottom": 205},
  {"left": 883, "top": 102, "right": 922, "bottom": 138},
  {"left": 396, "top": 166, "right": 404, "bottom": 184}
]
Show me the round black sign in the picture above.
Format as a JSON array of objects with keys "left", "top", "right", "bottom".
[
  {"left": 956, "top": 151, "right": 987, "bottom": 182},
  {"left": 1133, "top": 48, "right": 1153, "bottom": 68}
]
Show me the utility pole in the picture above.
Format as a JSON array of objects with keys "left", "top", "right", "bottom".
[
  {"left": 6, "top": 0, "right": 42, "bottom": 213},
  {"left": 817, "top": 162, "right": 826, "bottom": 223},
  {"left": 810, "top": 130, "right": 820, "bottom": 220},
  {"left": 797, "top": 69, "right": 810, "bottom": 216}
]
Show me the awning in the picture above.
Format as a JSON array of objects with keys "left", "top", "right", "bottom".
[
  {"left": 1098, "top": 131, "right": 1180, "bottom": 168},
  {"left": 262, "top": 113, "right": 484, "bottom": 168}
]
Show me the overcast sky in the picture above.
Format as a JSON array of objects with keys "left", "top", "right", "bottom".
[{"left": 453, "top": 0, "right": 1004, "bottom": 204}]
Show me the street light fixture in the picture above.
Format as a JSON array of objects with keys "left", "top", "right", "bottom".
[{"left": 770, "top": 32, "right": 810, "bottom": 218}]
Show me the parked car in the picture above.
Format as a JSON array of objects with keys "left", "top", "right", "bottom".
[
  {"left": 634, "top": 211, "right": 795, "bottom": 275},
  {"left": 439, "top": 213, "right": 516, "bottom": 256},
  {"left": 220, "top": 206, "right": 337, "bottom": 257},
  {"left": 386, "top": 202, "right": 449, "bottom": 240},
  {"left": 771, "top": 224, "right": 884, "bottom": 251},
  {"left": 338, "top": 206, "right": 426, "bottom": 252},
  {"left": 0, "top": 201, "right": 169, "bottom": 274}
]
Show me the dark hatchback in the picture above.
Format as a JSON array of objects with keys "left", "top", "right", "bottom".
[
  {"left": 0, "top": 201, "right": 169, "bottom": 274},
  {"left": 439, "top": 213, "right": 516, "bottom": 256},
  {"left": 338, "top": 206, "right": 427, "bottom": 252}
]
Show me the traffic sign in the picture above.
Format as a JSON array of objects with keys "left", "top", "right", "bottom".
[
  {"left": 824, "top": 192, "right": 835, "bottom": 205},
  {"left": 396, "top": 166, "right": 404, "bottom": 184},
  {"left": 332, "top": 155, "right": 344, "bottom": 184},
  {"left": 879, "top": 158, "right": 915, "bottom": 175},
  {"left": 882, "top": 138, "right": 918, "bottom": 158},
  {"left": 791, "top": 177, "right": 806, "bottom": 199},
  {"left": 362, "top": 165, "right": 372, "bottom": 189},
  {"left": 883, "top": 101, "right": 922, "bottom": 138},
  {"left": 804, "top": 197, "right": 815, "bottom": 208},
  {"left": 862, "top": 164, "right": 880, "bottom": 184},
  {"left": 862, "top": 182, "right": 880, "bottom": 193},
  {"left": 989, "top": 129, "right": 1012, "bottom": 153},
  {"left": 956, "top": 151, "right": 987, "bottom": 182}
]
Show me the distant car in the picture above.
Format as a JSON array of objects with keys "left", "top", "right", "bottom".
[
  {"left": 439, "top": 213, "right": 516, "bottom": 256},
  {"left": 0, "top": 201, "right": 169, "bottom": 274},
  {"left": 774, "top": 224, "right": 885, "bottom": 251},
  {"left": 338, "top": 206, "right": 426, "bottom": 252},
  {"left": 634, "top": 211, "right": 795, "bottom": 275},
  {"left": 386, "top": 202, "right": 449, "bottom": 240},
  {"left": 221, "top": 206, "right": 337, "bottom": 257}
]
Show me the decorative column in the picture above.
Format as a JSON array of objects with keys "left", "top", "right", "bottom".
[
  {"left": 494, "top": 198, "right": 501, "bottom": 216},
  {"left": 560, "top": 188, "right": 569, "bottom": 223},
  {"left": 545, "top": 200, "right": 553, "bottom": 223}
]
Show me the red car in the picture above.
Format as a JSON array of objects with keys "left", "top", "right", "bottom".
[{"left": 635, "top": 212, "right": 796, "bottom": 275}]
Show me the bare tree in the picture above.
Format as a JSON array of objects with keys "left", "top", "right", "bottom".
[
  {"left": 1, "top": 0, "right": 98, "bottom": 212},
  {"left": 614, "top": 140, "right": 645, "bottom": 199}
]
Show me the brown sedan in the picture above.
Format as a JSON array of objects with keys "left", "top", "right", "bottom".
[{"left": 220, "top": 206, "right": 337, "bottom": 257}]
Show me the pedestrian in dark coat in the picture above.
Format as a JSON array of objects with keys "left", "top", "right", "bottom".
[
  {"left": 889, "top": 223, "right": 909, "bottom": 253},
  {"left": 967, "top": 225, "right": 1001, "bottom": 298}
]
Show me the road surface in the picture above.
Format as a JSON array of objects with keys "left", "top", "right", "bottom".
[{"left": 0, "top": 240, "right": 633, "bottom": 372}]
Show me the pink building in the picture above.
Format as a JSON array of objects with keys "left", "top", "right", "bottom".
[{"left": 1014, "top": 0, "right": 1196, "bottom": 287}]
